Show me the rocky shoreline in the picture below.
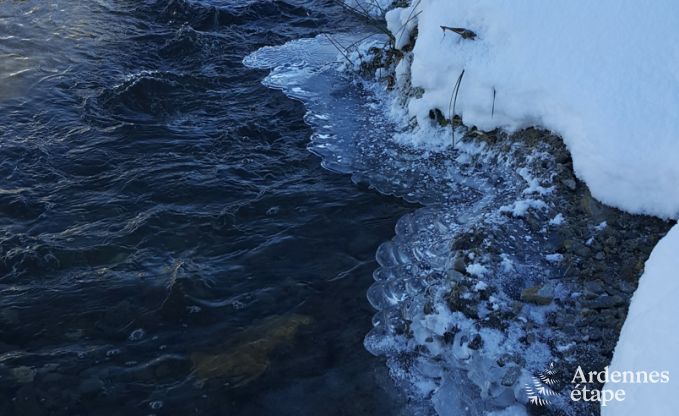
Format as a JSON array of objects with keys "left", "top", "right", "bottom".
[
  {"left": 446, "top": 128, "right": 670, "bottom": 415},
  {"left": 349, "top": 25, "right": 674, "bottom": 415}
]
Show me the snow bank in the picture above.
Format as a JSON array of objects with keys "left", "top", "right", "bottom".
[
  {"left": 603, "top": 224, "right": 679, "bottom": 415},
  {"left": 386, "top": 0, "right": 679, "bottom": 219}
]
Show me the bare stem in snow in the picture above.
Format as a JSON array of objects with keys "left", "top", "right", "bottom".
[{"left": 448, "top": 69, "right": 465, "bottom": 147}]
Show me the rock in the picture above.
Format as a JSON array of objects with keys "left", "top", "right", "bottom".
[
  {"left": 621, "top": 259, "right": 644, "bottom": 281},
  {"left": 561, "top": 178, "right": 577, "bottom": 191},
  {"left": 452, "top": 252, "right": 467, "bottom": 274},
  {"left": 451, "top": 231, "right": 485, "bottom": 251},
  {"left": 191, "top": 314, "right": 312, "bottom": 387},
  {"left": 511, "top": 301, "right": 523, "bottom": 315},
  {"left": 447, "top": 284, "right": 479, "bottom": 319},
  {"left": 501, "top": 366, "right": 521, "bottom": 387},
  {"left": 520, "top": 284, "right": 554, "bottom": 305},
  {"left": 468, "top": 334, "right": 484, "bottom": 350},
  {"left": 447, "top": 269, "right": 465, "bottom": 282},
  {"left": 583, "top": 295, "right": 624, "bottom": 309},
  {"left": 584, "top": 279, "right": 605, "bottom": 294},
  {"left": 572, "top": 242, "right": 591, "bottom": 257}
]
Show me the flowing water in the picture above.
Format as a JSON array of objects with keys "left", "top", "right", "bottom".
[{"left": 0, "top": 1, "right": 417, "bottom": 415}]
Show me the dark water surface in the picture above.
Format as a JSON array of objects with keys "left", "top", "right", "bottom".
[{"left": 0, "top": 1, "right": 413, "bottom": 414}]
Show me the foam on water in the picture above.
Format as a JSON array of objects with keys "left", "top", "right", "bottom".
[{"left": 245, "top": 34, "right": 571, "bottom": 415}]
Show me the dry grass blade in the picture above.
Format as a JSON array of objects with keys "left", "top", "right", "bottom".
[{"left": 448, "top": 69, "right": 465, "bottom": 147}]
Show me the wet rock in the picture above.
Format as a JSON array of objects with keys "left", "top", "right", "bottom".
[{"left": 520, "top": 284, "right": 554, "bottom": 305}]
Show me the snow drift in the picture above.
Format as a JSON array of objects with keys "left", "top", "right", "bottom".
[{"left": 602, "top": 225, "right": 679, "bottom": 416}]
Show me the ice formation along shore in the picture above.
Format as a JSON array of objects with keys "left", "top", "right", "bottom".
[
  {"left": 381, "top": 1, "right": 679, "bottom": 414},
  {"left": 246, "top": 0, "right": 678, "bottom": 414}
]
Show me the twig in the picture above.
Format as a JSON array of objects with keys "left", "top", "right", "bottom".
[
  {"left": 323, "top": 33, "right": 353, "bottom": 66},
  {"left": 329, "top": 0, "right": 391, "bottom": 36},
  {"left": 395, "top": 0, "right": 422, "bottom": 48},
  {"left": 491, "top": 87, "right": 496, "bottom": 118}
]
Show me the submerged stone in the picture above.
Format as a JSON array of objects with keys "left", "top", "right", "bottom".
[{"left": 190, "top": 314, "right": 312, "bottom": 387}]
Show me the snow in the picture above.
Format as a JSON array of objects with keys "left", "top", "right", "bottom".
[
  {"left": 385, "top": 0, "right": 679, "bottom": 219},
  {"left": 549, "top": 213, "right": 565, "bottom": 226},
  {"left": 465, "top": 263, "right": 488, "bottom": 277},
  {"left": 499, "top": 199, "right": 547, "bottom": 218},
  {"left": 594, "top": 221, "right": 608, "bottom": 232},
  {"left": 603, "top": 224, "right": 679, "bottom": 416},
  {"left": 545, "top": 253, "right": 564, "bottom": 263}
]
